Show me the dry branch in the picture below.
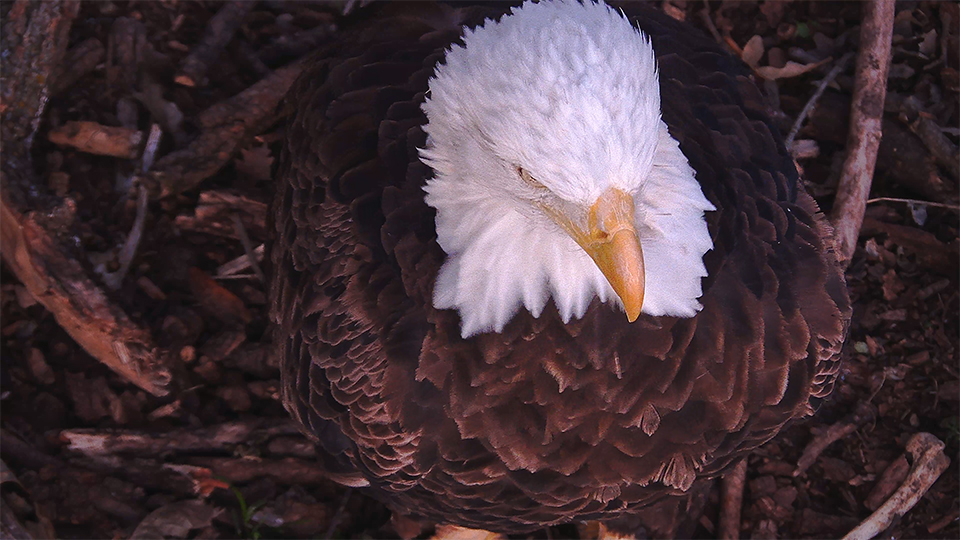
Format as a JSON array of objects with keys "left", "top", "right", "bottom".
[
  {"left": 898, "top": 96, "right": 960, "bottom": 181},
  {"left": 61, "top": 419, "right": 303, "bottom": 457},
  {"left": 830, "top": 0, "right": 896, "bottom": 268},
  {"left": 718, "top": 459, "right": 747, "bottom": 540},
  {"left": 843, "top": 433, "right": 951, "bottom": 540},
  {"left": 152, "top": 60, "right": 306, "bottom": 196},
  {"left": 1, "top": 198, "right": 172, "bottom": 396},
  {"left": 175, "top": 1, "right": 257, "bottom": 87},
  {"left": 49, "top": 37, "right": 105, "bottom": 97},
  {"left": 0, "top": 0, "right": 173, "bottom": 397},
  {"left": 66, "top": 457, "right": 228, "bottom": 498},
  {"left": 795, "top": 402, "right": 876, "bottom": 476},
  {"left": 785, "top": 52, "right": 854, "bottom": 149}
]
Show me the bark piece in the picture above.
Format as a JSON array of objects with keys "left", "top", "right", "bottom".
[
  {"left": 0, "top": 0, "right": 79, "bottom": 155},
  {"left": 174, "top": 190, "right": 268, "bottom": 241},
  {"left": 186, "top": 456, "right": 370, "bottom": 488},
  {"left": 898, "top": 96, "right": 960, "bottom": 181},
  {"left": 188, "top": 268, "right": 252, "bottom": 326}
]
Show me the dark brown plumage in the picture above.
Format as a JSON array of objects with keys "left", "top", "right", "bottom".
[{"left": 269, "top": 2, "right": 850, "bottom": 535}]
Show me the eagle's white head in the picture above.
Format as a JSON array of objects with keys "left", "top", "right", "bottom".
[{"left": 420, "top": 0, "right": 715, "bottom": 338}]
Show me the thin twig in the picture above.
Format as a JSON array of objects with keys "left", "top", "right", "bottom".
[
  {"left": 102, "top": 184, "right": 149, "bottom": 291},
  {"left": 324, "top": 488, "right": 354, "bottom": 539},
  {"left": 795, "top": 402, "right": 876, "bottom": 476},
  {"left": 699, "top": 1, "right": 723, "bottom": 45},
  {"left": 217, "top": 244, "right": 264, "bottom": 278},
  {"left": 867, "top": 197, "right": 960, "bottom": 212},
  {"left": 843, "top": 433, "right": 951, "bottom": 540},
  {"left": 785, "top": 52, "right": 854, "bottom": 148},
  {"left": 829, "top": 0, "right": 896, "bottom": 268},
  {"left": 231, "top": 214, "right": 265, "bottom": 284},
  {"left": 141, "top": 123, "right": 163, "bottom": 173}
]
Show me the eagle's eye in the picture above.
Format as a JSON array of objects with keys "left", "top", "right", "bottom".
[{"left": 518, "top": 167, "right": 546, "bottom": 190}]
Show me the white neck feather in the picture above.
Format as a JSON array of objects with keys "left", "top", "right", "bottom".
[{"left": 420, "top": 0, "right": 715, "bottom": 338}]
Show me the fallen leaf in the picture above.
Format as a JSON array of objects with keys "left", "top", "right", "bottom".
[{"left": 188, "top": 268, "right": 252, "bottom": 326}]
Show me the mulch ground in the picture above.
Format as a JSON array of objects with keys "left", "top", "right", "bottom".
[{"left": 1, "top": 1, "right": 957, "bottom": 539}]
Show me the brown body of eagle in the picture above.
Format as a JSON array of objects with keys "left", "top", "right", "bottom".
[{"left": 269, "top": 1, "right": 851, "bottom": 536}]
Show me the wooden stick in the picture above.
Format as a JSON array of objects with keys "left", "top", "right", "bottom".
[
  {"left": 795, "top": 402, "right": 876, "bottom": 476},
  {"left": 785, "top": 53, "right": 854, "bottom": 149},
  {"left": 175, "top": 1, "right": 257, "bottom": 87},
  {"left": 61, "top": 419, "right": 303, "bottom": 457},
  {"left": 843, "top": 433, "right": 951, "bottom": 540},
  {"left": 718, "top": 459, "right": 747, "bottom": 540},
  {"left": 0, "top": 0, "right": 173, "bottom": 397},
  {"left": 830, "top": 0, "right": 896, "bottom": 268}
]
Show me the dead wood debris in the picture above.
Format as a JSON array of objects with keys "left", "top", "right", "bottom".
[
  {"left": 718, "top": 459, "right": 747, "bottom": 540},
  {"left": 217, "top": 244, "right": 266, "bottom": 280},
  {"left": 1, "top": 459, "right": 57, "bottom": 540},
  {"left": 804, "top": 94, "right": 955, "bottom": 204},
  {"left": 61, "top": 419, "right": 302, "bottom": 457},
  {"left": 830, "top": 0, "right": 896, "bottom": 268},
  {"left": 860, "top": 217, "right": 960, "bottom": 277},
  {"left": 185, "top": 456, "right": 365, "bottom": 488},
  {"left": 175, "top": 1, "right": 257, "bottom": 88},
  {"left": 785, "top": 52, "right": 854, "bottom": 149},
  {"left": 99, "top": 184, "right": 149, "bottom": 291},
  {"left": 865, "top": 454, "right": 910, "bottom": 511},
  {"left": 188, "top": 267, "right": 253, "bottom": 326},
  {"left": 257, "top": 22, "right": 338, "bottom": 66},
  {"left": 1, "top": 0, "right": 175, "bottom": 397},
  {"left": 152, "top": 60, "right": 306, "bottom": 196},
  {"left": 843, "top": 433, "right": 951, "bottom": 540},
  {"left": 49, "top": 37, "right": 105, "bottom": 97},
  {"left": 232, "top": 213, "right": 265, "bottom": 283},
  {"left": 795, "top": 402, "right": 877, "bottom": 477},
  {"left": 897, "top": 96, "right": 960, "bottom": 181},
  {"left": 1, "top": 199, "right": 173, "bottom": 396},
  {"left": 174, "top": 190, "right": 268, "bottom": 241}
]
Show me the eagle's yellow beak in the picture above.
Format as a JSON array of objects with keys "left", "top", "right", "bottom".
[{"left": 545, "top": 187, "right": 645, "bottom": 322}]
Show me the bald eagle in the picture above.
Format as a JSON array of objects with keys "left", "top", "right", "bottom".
[{"left": 269, "top": 0, "right": 851, "bottom": 536}]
